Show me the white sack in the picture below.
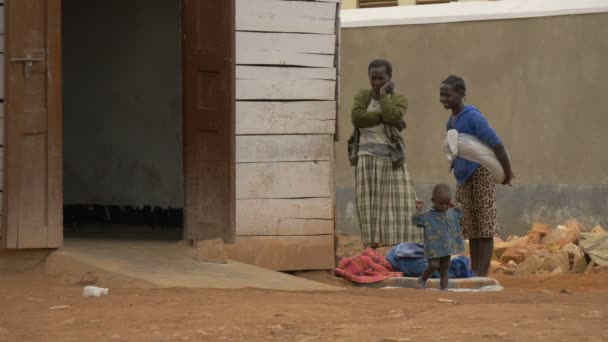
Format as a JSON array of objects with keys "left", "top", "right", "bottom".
[{"left": 443, "top": 129, "right": 507, "bottom": 184}]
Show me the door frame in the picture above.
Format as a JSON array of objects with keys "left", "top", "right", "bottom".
[
  {"left": 181, "top": 0, "right": 236, "bottom": 243},
  {"left": 1, "top": 0, "right": 236, "bottom": 248}
]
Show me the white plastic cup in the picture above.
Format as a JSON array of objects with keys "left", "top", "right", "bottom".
[{"left": 82, "top": 286, "right": 109, "bottom": 297}]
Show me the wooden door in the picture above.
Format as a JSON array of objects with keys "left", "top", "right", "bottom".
[
  {"left": 2, "top": 0, "right": 62, "bottom": 248},
  {"left": 182, "top": 0, "right": 235, "bottom": 242}
]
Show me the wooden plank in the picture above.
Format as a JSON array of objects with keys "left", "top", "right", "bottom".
[
  {"left": 236, "top": 66, "right": 336, "bottom": 100},
  {"left": 236, "top": 101, "right": 336, "bottom": 135},
  {"left": 237, "top": 79, "right": 335, "bottom": 100},
  {"left": 236, "top": 32, "right": 335, "bottom": 67},
  {"left": 236, "top": 135, "right": 331, "bottom": 163},
  {"left": 236, "top": 0, "right": 336, "bottom": 34},
  {"left": 0, "top": 34, "right": 4, "bottom": 53},
  {"left": 236, "top": 161, "right": 331, "bottom": 199},
  {"left": 236, "top": 198, "right": 333, "bottom": 235},
  {"left": 237, "top": 66, "right": 336, "bottom": 80},
  {"left": 0, "top": 54, "right": 3, "bottom": 99},
  {"left": 225, "top": 235, "right": 336, "bottom": 270},
  {"left": 0, "top": 118, "right": 3, "bottom": 142},
  {"left": 333, "top": 2, "right": 341, "bottom": 141},
  {"left": 0, "top": 6, "right": 4, "bottom": 34}
]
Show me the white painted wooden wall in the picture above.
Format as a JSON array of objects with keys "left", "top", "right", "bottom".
[
  {"left": 231, "top": 0, "right": 340, "bottom": 269},
  {"left": 0, "top": 1, "right": 4, "bottom": 219}
]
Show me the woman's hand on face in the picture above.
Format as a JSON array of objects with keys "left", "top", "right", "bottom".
[
  {"left": 415, "top": 200, "right": 424, "bottom": 211},
  {"left": 380, "top": 80, "right": 395, "bottom": 97}
]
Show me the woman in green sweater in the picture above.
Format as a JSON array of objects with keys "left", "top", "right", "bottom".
[{"left": 350, "top": 59, "right": 422, "bottom": 248}]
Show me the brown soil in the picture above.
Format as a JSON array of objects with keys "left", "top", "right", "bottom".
[{"left": 1, "top": 265, "right": 608, "bottom": 342}]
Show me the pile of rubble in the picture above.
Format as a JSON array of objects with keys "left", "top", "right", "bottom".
[{"left": 491, "top": 219, "right": 606, "bottom": 276}]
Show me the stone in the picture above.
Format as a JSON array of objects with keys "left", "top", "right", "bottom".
[
  {"left": 591, "top": 225, "right": 605, "bottom": 233},
  {"left": 500, "top": 235, "right": 547, "bottom": 264},
  {"left": 494, "top": 239, "right": 516, "bottom": 260},
  {"left": 541, "top": 251, "right": 571, "bottom": 274},
  {"left": 528, "top": 224, "right": 551, "bottom": 244},
  {"left": 531, "top": 223, "right": 552, "bottom": 236},
  {"left": 573, "top": 252, "right": 589, "bottom": 274},
  {"left": 490, "top": 261, "right": 503, "bottom": 273},
  {"left": 540, "top": 251, "right": 570, "bottom": 273},
  {"left": 562, "top": 243, "right": 583, "bottom": 256},
  {"left": 195, "top": 238, "right": 228, "bottom": 264},
  {"left": 438, "top": 298, "right": 456, "bottom": 304},
  {"left": 565, "top": 219, "right": 583, "bottom": 232},
  {"left": 544, "top": 242, "right": 561, "bottom": 253},
  {"left": 556, "top": 251, "right": 571, "bottom": 274},
  {"left": 541, "top": 229, "right": 565, "bottom": 245},
  {"left": 500, "top": 247, "right": 530, "bottom": 264},
  {"left": 580, "top": 310, "right": 603, "bottom": 319},
  {"left": 527, "top": 231, "right": 543, "bottom": 245},
  {"left": 503, "top": 268, "right": 515, "bottom": 276},
  {"left": 560, "top": 288, "right": 573, "bottom": 295},
  {"left": 561, "top": 226, "right": 581, "bottom": 247},
  {"left": 585, "top": 261, "right": 597, "bottom": 273},
  {"left": 515, "top": 255, "right": 542, "bottom": 276},
  {"left": 48, "top": 305, "right": 71, "bottom": 310}
]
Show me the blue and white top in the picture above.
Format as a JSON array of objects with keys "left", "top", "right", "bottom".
[
  {"left": 412, "top": 207, "right": 465, "bottom": 259},
  {"left": 446, "top": 105, "right": 502, "bottom": 184}
]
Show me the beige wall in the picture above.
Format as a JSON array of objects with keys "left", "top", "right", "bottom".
[
  {"left": 336, "top": 13, "right": 608, "bottom": 235},
  {"left": 338, "top": 13, "right": 608, "bottom": 186}
]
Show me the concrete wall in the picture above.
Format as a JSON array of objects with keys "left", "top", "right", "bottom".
[
  {"left": 336, "top": 13, "right": 608, "bottom": 237},
  {"left": 62, "top": 0, "right": 183, "bottom": 208}
]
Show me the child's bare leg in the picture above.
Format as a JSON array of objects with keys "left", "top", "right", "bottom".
[
  {"left": 418, "top": 259, "right": 440, "bottom": 288},
  {"left": 439, "top": 255, "right": 451, "bottom": 290}
]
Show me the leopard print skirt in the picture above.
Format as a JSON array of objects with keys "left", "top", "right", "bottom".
[{"left": 456, "top": 166, "right": 499, "bottom": 239}]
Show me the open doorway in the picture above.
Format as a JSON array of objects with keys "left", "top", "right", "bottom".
[{"left": 61, "top": 0, "right": 184, "bottom": 241}]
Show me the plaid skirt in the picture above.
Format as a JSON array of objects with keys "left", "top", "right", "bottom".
[
  {"left": 456, "top": 166, "right": 500, "bottom": 239},
  {"left": 355, "top": 155, "right": 423, "bottom": 246}
]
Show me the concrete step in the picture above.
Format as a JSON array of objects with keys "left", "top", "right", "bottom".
[{"left": 44, "top": 239, "right": 342, "bottom": 292}]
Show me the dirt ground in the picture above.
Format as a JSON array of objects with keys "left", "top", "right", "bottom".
[{"left": 1, "top": 236, "right": 608, "bottom": 342}]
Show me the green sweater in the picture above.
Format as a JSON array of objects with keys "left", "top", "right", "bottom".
[{"left": 351, "top": 89, "right": 408, "bottom": 128}]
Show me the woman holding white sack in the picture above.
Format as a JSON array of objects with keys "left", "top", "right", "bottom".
[{"left": 440, "top": 75, "right": 514, "bottom": 277}]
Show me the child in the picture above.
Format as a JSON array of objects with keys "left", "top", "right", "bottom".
[{"left": 412, "top": 184, "right": 465, "bottom": 290}]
